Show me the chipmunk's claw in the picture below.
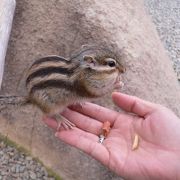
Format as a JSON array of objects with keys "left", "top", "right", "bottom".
[
  {"left": 50, "top": 114, "right": 75, "bottom": 131},
  {"left": 58, "top": 117, "right": 75, "bottom": 130}
]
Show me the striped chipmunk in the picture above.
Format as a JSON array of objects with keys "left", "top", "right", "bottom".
[{"left": 0, "top": 45, "right": 125, "bottom": 130}]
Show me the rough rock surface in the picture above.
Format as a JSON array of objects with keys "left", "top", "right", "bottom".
[{"left": 0, "top": 0, "right": 180, "bottom": 180}]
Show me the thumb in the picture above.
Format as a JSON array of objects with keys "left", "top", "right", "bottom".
[{"left": 112, "top": 92, "right": 158, "bottom": 117}]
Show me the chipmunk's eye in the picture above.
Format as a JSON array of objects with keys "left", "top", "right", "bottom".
[{"left": 106, "top": 58, "right": 116, "bottom": 67}]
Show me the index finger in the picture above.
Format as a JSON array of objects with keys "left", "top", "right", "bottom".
[
  {"left": 69, "top": 102, "right": 119, "bottom": 124},
  {"left": 112, "top": 92, "right": 158, "bottom": 117}
]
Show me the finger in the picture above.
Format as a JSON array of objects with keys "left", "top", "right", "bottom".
[
  {"left": 55, "top": 128, "right": 109, "bottom": 165},
  {"left": 42, "top": 114, "right": 98, "bottom": 139},
  {"left": 55, "top": 127, "right": 98, "bottom": 141},
  {"left": 112, "top": 92, "right": 158, "bottom": 117},
  {"left": 42, "top": 111, "right": 103, "bottom": 136},
  {"left": 63, "top": 108, "right": 137, "bottom": 137},
  {"left": 69, "top": 102, "right": 119, "bottom": 124},
  {"left": 61, "top": 108, "right": 102, "bottom": 135},
  {"left": 42, "top": 115, "right": 57, "bottom": 129},
  {"left": 42, "top": 116, "right": 72, "bottom": 131}
]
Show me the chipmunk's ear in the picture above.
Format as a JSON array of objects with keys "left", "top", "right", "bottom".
[{"left": 83, "top": 55, "right": 96, "bottom": 66}]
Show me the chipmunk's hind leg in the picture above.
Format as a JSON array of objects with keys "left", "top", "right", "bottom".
[
  {"left": 31, "top": 90, "right": 76, "bottom": 130},
  {"left": 49, "top": 113, "right": 75, "bottom": 131}
]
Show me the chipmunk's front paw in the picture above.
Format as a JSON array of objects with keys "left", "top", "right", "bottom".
[{"left": 50, "top": 114, "right": 75, "bottom": 131}]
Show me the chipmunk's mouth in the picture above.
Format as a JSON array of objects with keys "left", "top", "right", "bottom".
[{"left": 114, "top": 75, "right": 124, "bottom": 90}]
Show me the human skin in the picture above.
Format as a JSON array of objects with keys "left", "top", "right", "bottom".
[{"left": 43, "top": 92, "right": 180, "bottom": 180}]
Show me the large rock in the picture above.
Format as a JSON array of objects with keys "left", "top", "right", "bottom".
[{"left": 0, "top": 0, "right": 180, "bottom": 180}]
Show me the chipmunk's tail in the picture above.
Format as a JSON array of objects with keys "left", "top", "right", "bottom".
[{"left": 0, "top": 95, "right": 28, "bottom": 106}]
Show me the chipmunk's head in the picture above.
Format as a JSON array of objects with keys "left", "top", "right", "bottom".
[{"left": 75, "top": 46, "right": 125, "bottom": 98}]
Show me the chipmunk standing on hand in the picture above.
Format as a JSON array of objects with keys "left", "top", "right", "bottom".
[{"left": 0, "top": 45, "right": 125, "bottom": 130}]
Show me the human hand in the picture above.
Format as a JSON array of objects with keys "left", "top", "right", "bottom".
[{"left": 43, "top": 92, "right": 180, "bottom": 180}]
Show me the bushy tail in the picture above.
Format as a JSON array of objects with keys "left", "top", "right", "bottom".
[{"left": 0, "top": 96, "right": 28, "bottom": 106}]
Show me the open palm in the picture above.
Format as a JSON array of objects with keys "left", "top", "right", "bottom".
[{"left": 43, "top": 92, "right": 180, "bottom": 180}]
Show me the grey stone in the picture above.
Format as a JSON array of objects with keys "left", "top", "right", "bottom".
[
  {"left": 29, "top": 171, "right": 37, "bottom": 180},
  {"left": 19, "top": 165, "right": 25, "bottom": 173},
  {"left": 15, "top": 164, "right": 20, "bottom": 173},
  {"left": 11, "top": 166, "right": 16, "bottom": 173},
  {"left": 25, "top": 156, "right": 33, "bottom": 161}
]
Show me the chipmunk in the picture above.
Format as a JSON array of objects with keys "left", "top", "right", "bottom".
[{"left": 0, "top": 45, "right": 125, "bottom": 130}]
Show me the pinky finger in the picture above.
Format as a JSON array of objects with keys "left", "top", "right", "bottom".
[{"left": 55, "top": 128, "right": 109, "bottom": 165}]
